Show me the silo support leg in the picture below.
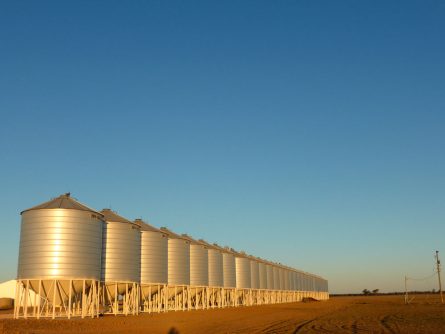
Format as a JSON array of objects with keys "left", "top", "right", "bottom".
[
  {"left": 13, "top": 280, "right": 20, "bottom": 319},
  {"left": 68, "top": 280, "right": 72, "bottom": 319}
]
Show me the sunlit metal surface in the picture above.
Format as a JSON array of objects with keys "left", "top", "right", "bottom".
[
  {"left": 258, "top": 261, "right": 267, "bottom": 289},
  {"left": 235, "top": 256, "right": 251, "bottom": 289},
  {"left": 101, "top": 209, "right": 141, "bottom": 283},
  {"left": 18, "top": 208, "right": 103, "bottom": 280},
  {"left": 266, "top": 264, "right": 274, "bottom": 290},
  {"left": 161, "top": 228, "right": 190, "bottom": 285},
  {"left": 139, "top": 220, "right": 168, "bottom": 284},
  {"left": 250, "top": 259, "right": 259, "bottom": 289}
]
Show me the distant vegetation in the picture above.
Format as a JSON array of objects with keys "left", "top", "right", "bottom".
[{"left": 331, "top": 290, "right": 438, "bottom": 297}]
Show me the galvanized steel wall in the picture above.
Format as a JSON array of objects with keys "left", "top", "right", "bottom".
[
  {"left": 18, "top": 209, "right": 103, "bottom": 280},
  {"left": 250, "top": 260, "right": 259, "bottom": 289},
  {"left": 189, "top": 243, "right": 209, "bottom": 286},
  {"left": 272, "top": 266, "right": 279, "bottom": 290},
  {"left": 222, "top": 252, "right": 236, "bottom": 288},
  {"left": 102, "top": 221, "right": 141, "bottom": 283},
  {"left": 141, "top": 230, "right": 168, "bottom": 284},
  {"left": 167, "top": 238, "right": 190, "bottom": 285},
  {"left": 207, "top": 248, "right": 223, "bottom": 287},
  {"left": 266, "top": 265, "right": 274, "bottom": 290},
  {"left": 283, "top": 269, "right": 289, "bottom": 290},
  {"left": 279, "top": 268, "right": 285, "bottom": 290},
  {"left": 258, "top": 262, "right": 267, "bottom": 289},
  {"left": 288, "top": 271, "right": 294, "bottom": 291},
  {"left": 235, "top": 257, "right": 251, "bottom": 289}
]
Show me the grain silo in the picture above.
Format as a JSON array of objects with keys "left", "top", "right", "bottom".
[
  {"left": 101, "top": 209, "right": 141, "bottom": 315},
  {"left": 279, "top": 267, "right": 285, "bottom": 290},
  {"left": 160, "top": 228, "right": 190, "bottom": 286},
  {"left": 283, "top": 267, "right": 290, "bottom": 291},
  {"left": 292, "top": 271, "right": 298, "bottom": 291},
  {"left": 286, "top": 270, "right": 292, "bottom": 291},
  {"left": 258, "top": 259, "right": 267, "bottom": 290},
  {"left": 296, "top": 271, "right": 303, "bottom": 291},
  {"left": 294, "top": 271, "right": 299, "bottom": 291},
  {"left": 16, "top": 193, "right": 103, "bottom": 318},
  {"left": 138, "top": 219, "right": 168, "bottom": 285},
  {"left": 212, "top": 244, "right": 236, "bottom": 288},
  {"left": 181, "top": 234, "right": 209, "bottom": 287},
  {"left": 198, "top": 240, "right": 223, "bottom": 287},
  {"left": 137, "top": 219, "right": 168, "bottom": 312},
  {"left": 310, "top": 275, "right": 315, "bottom": 292},
  {"left": 266, "top": 263, "right": 274, "bottom": 290},
  {"left": 234, "top": 252, "right": 251, "bottom": 289},
  {"left": 272, "top": 265, "right": 280, "bottom": 290},
  {"left": 249, "top": 256, "right": 260, "bottom": 290}
]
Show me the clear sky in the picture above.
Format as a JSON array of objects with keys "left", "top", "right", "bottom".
[{"left": 0, "top": 1, "right": 444, "bottom": 294}]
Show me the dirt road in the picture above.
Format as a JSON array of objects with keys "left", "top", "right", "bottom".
[{"left": 1, "top": 295, "right": 444, "bottom": 333}]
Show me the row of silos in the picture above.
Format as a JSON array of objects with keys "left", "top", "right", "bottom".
[{"left": 17, "top": 194, "right": 328, "bottom": 295}]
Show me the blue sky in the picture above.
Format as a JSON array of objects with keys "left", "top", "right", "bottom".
[{"left": 0, "top": 1, "right": 444, "bottom": 293}]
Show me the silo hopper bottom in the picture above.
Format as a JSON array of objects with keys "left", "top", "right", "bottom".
[
  {"left": 188, "top": 286, "right": 205, "bottom": 297},
  {"left": 103, "top": 281, "right": 136, "bottom": 299},
  {"left": 14, "top": 278, "right": 100, "bottom": 318},
  {"left": 102, "top": 281, "right": 139, "bottom": 315},
  {"left": 27, "top": 279, "right": 94, "bottom": 305},
  {"left": 167, "top": 285, "right": 187, "bottom": 299},
  {"left": 140, "top": 284, "right": 167, "bottom": 313}
]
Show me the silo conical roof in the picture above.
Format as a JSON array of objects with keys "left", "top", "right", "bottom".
[
  {"left": 21, "top": 193, "right": 102, "bottom": 216},
  {"left": 135, "top": 219, "right": 165, "bottom": 234},
  {"left": 198, "top": 239, "right": 218, "bottom": 249},
  {"left": 211, "top": 243, "right": 236, "bottom": 254},
  {"left": 100, "top": 208, "right": 138, "bottom": 226},
  {"left": 181, "top": 233, "right": 204, "bottom": 246},
  {"left": 159, "top": 227, "right": 190, "bottom": 241}
]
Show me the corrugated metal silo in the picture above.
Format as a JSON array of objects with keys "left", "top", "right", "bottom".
[
  {"left": 213, "top": 245, "right": 236, "bottom": 288},
  {"left": 272, "top": 266, "right": 280, "bottom": 290},
  {"left": 258, "top": 260, "right": 267, "bottom": 289},
  {"left": 181, "top": 234, "right": 208, "bottom": 287},
  {"left": 234, "top": 252, "right": 251, "bottom": 289},
  {"left": 137, "top": 219, "right": 168, "bottom": 285},
  {"left": 101, "top": 209, "right": 141, "bottom": 287},
  {"left": 249, "top": 257, "right": 259, "bottom": 289},
  {"left": 288, "top": 270, "right": 294, "bottom": 291},
  {"left": 161, "top": 228, "right": 190, "bottom": 285},
  {"left": 18, "top": 193, "right": 103, "bottom": 282},
  {"left": 266, "top": 264, "right": 274, "bottom": 290},
  {"left": 199, "top": 240, "right": 223, "bottom": 287},
  {"left": 303, "top": 273, "right": 308, "bottom": 291},
  {"left": 279, "top": 267, "right": 285, "bottom": 290},
  {"left": 299, "top": 271, "right": 304, "bottom": 291},
  {"left": 292, "top": 271, "right": 298, "bottom": 291},
  {"left": 283, "top": 268, "right": 290, "bottom": 290}
]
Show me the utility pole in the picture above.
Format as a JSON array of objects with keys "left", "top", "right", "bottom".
[
  {"left": 404, "top": 275, "right": 408, "bottom": 304},
  {"left": 435, "top": 251, "right": 443, "bottom": 304}
]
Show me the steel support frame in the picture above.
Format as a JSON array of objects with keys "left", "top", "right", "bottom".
[
  {"left": 14, "top": 279, "right": 100, "bottom": 319},
  {"left": 14, "top": 280, "right": 330, "bottom": 319},
  {"left": 102, "top": 281, "right": 139, "bottom": 316}
]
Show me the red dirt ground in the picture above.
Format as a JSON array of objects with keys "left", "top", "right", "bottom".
[{"left": 1, "top": 295, "right": 444, "bottom": 333}]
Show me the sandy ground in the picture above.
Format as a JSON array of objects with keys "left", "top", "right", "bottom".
[{"left": 1, "top": 295, "right": 445, "bottom": 334}]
